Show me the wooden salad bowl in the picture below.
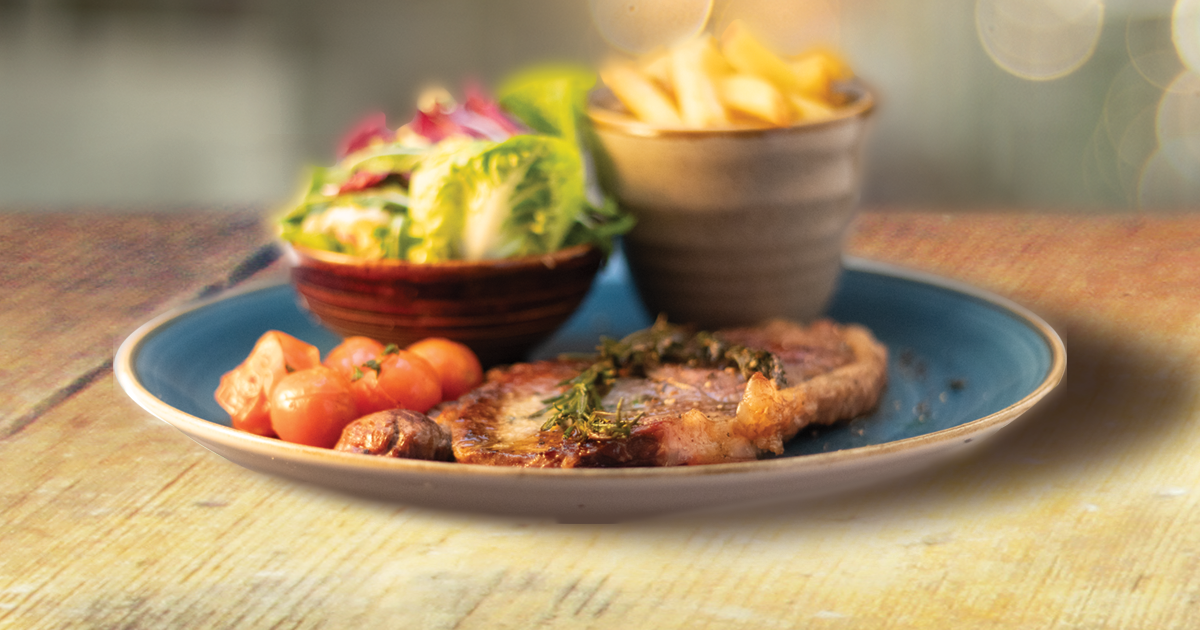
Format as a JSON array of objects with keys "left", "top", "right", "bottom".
[{"left": 286, "top": 244, "right": 604, "bottom": 366}]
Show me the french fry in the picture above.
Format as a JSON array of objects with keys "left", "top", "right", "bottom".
[
  {"left": 719, "top": 20, "right": 807, "bottom": 97},
  {"left": 596, "top": 19, "right": 855, "bottom": 129},
  {"left": 791, "top": 49, "right": 852, "bottom": 99},
  {"left": 791, "top": 55, "right": 832, "bottom": 99},
  {"left": 718, "top": 74, "right": 791, "bottom": 126},
  {"left": 789, "top": 93, "right": 835, "bottom": 121},
  {"left": 600, "top": 61, "right": 684, "bottom": 127},
  {"left": 641, "top": 47, "right": 674, "bottom": 92},
  {"left": 670, "top": 35, "right": 729, "bottom": 128},
  {"left": 807, "top": 48, "right": 855, "bottom": 81},
  {"left": 698, "top": 36, "right": 736, "bottom": 77}
]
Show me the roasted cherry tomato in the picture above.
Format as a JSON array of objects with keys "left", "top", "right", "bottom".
[
  {"left": 215, "top": 331, "right": 321, "bottom": 437},
  {"left": 374, "top": 349, "right": 442, "bottom": 413},
  {"left": 346, "top": 368, "right": 397, "bottom": 417},
  {"left": 407, "top": 337, "right": 484, "bottom": 401},
  {"left": 323, "top": 336, "right": 385, "bottom": 380},
  {"left": 268, "top": 366, "right": 359, "bottom": 448}
]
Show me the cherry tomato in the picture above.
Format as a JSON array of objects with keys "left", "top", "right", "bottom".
[
  {"left": 215, "top": 331, "right": 321, "bottom": 437},
  {"left": 323, "top": 336, "right": 385, "bottom": 380},
  {"left": 407, "top": 337, "right": 484, "bottom": 401},
  {"left": 269, "top": 366, "right": 359, "bottom": 448},
  {"left": 374, "top": 349, "right": 442, "bottom": 413},
  {"left": 346, "top": 368, "right": 398, "bottom": 417}
]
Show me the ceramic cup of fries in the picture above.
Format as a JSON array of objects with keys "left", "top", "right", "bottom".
[{"left": 588, "top": 21, "right": 875, "bottom": 328}]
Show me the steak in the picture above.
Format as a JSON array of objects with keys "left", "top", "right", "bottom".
[{"left": 435, "top": 319, "right": 888, "bottom": 467}]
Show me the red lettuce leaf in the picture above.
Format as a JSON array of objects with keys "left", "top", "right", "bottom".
[{"left": 337, "top": 112, "right": 393, "bottom": 159}]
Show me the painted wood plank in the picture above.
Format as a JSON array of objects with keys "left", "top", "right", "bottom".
[{"left": 0, "top": 211, "right": 282, "bottom": 436}]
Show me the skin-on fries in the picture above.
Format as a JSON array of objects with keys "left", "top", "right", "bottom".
[
  {"left": 670, "top": 36, "right": 729, "bottom": 127},
  {"left": 599, "top": 19, "right": 854, "bottom": 129},
  {"left": 599, "top": 62, "right": 683, "bottom": 126}
]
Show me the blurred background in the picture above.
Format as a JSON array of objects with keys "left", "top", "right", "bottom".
[{"left": 1, "top": 0, "right": 1197, "bottom": 211}]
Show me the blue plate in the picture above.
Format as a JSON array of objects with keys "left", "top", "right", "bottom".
[{"left": 117, "top": 256, "right": 1065, "bottom": 522}]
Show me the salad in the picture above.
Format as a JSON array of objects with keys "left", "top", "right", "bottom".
[{"left": 277, "top": 66, "right": 633, "bottom": 263}]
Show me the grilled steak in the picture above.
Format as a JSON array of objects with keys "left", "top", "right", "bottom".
[{"left": 435, "top": 319, "right": 888, "bottom": 467}]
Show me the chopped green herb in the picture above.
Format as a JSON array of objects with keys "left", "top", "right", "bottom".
[{"left": 538, "top": 316, "right": 785, "bottom": 440}]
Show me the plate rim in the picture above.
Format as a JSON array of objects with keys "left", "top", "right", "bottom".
[{"left": 114, "top": 256, "right": 1066, "bottom": 481}]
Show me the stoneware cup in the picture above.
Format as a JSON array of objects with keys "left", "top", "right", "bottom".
[{"left": 588, "top": 83, "right": 875, "bottom": 329}]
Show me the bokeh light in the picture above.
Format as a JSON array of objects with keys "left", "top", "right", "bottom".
[
  {"left": 976, "top": 0, "right": 1105, "bottom": 80},
  {"left": 1174, "top": 0, "right": 1200, "bottom": 73},
  {"left": 1138, "top": 146, "right": 1200, "bottom": 206},
  {"left": 1108, "top": 6, "right": 1200, "bottom": 208},
  {"left": 1154, "top": 69, "right": 1200, "bottom": 181},
  {"left": 1089, "top": 59, "right": 1200, "bottom": 208},
  {"left": 1084, "top": 62, "right": 1161, "bottom": 204},
  {"left": 589, "top": 0, "right": 714, "bottom": 54},
  {"left": 709, "top": 0, "right": 841, "bottom": 55},
  {"left": 1103, "top": 64, "right": 1162, "bottom": 169},
  {"left": 1127, "top": 3, "right": 1187, "bottom": 90}
]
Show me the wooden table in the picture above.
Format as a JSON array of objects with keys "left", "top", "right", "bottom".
[{"left": 3, "top": 209, "right": 1198, "bottom": 628}]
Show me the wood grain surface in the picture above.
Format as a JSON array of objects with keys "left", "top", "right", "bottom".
[
  {"left": 0, "top": 211, "right": 282, "bottom": 437},
  {"left": 2, "top": 210, "right": 1198, "bottom": 629}
]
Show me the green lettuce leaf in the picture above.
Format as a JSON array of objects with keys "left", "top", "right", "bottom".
[
  {"left": 406, "top": 134, "right": 589, "bottom": 262},
  {"left": 405, "top": 138, "right": 482, "bottom": 262},
  {"left": 496, "top": 64, "right": 633, "bottom": 254},
  {"left": 496, "top": 64, "right": 596, "bottom": 143},
  {"left": 278, "top": 165, "right": 415, "bottom": 259}
]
